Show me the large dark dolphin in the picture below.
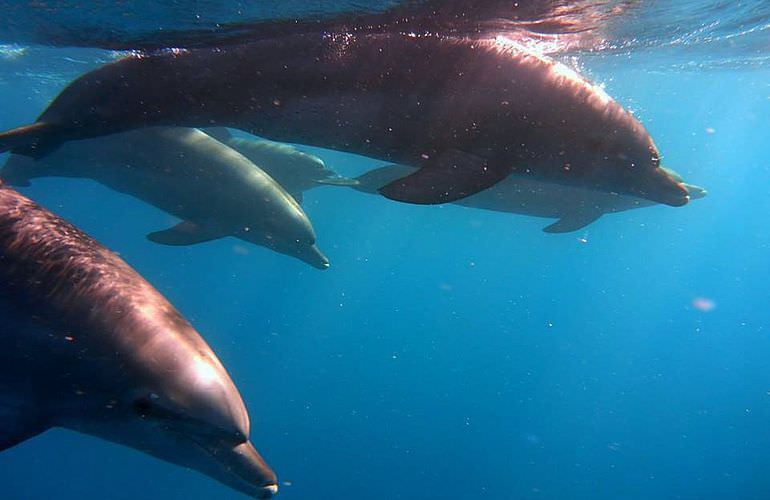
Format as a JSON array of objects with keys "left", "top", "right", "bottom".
[
  {"left": 0, "top": 182, "right": 278, "bottom": 498},
  {"left": 0, "top": 32, "right": 688, "bottom": 207},
  {"left": 1, "top": 126, "right": 330, "bottom": 269},
  {"left": 345, "top": 164, "right": 707, "bottom": 233}
]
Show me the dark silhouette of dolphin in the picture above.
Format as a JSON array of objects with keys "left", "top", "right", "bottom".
[
  {"left": 0, "top": 182, "right": 278, "bottom": 498},
  {"left": 0, "top": 31, "right": 688, "bottom": 207},
  {"left": 343, "top": 163, "right": 707, "bottom": 232}
]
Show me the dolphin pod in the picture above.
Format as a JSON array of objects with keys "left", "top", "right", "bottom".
[
  {"left": 1, "top": 126, "right": 330, "bottom": 269},
  {"left": 0, "top": 5, "right": 708, "bottom": 498},
  {"left": 0, "top": 182, "right": 278, "bottom": 498},
  {"left": 0, "top": 31, "right": 688, "bottom": 207}
]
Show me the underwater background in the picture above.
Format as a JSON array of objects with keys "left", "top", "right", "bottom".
[{"left": 1, "top": 1, "right": 770, "bottom": 499}]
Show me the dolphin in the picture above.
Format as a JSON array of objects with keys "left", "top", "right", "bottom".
[
  {"left": 1, "top": 126, "right": 330, "bottom": 269},
  {"left": 203, "top": 127, "right": 354, "bottom": 202},
  {"left": 0, "top": 182, "right": 278, "bottom": 498},
  {"left": 345, "top": 164, "right": 707, "bottom": 233},
  {"left": 0, "top": 31, "right": 688, "bottom": 207}
]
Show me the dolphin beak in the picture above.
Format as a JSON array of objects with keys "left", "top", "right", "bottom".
[
  {"left": 305, "top": 244, "right": 330, "bottom": 270},
  {"left": 683, "top": 183, "right": 708, "bottom": 200},
  {"left": 635, "top": 168, "right": 690, "bottom": 207},
  {"left": 191, "top": 437, "right": 277, "bottom": 498},
  {"left": 222, "top": 440, "right": 279, "bottom": 498}
]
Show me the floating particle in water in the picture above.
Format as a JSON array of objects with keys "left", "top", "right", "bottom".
[
  {"left": 282, "top": 481, "right": 293, "bottom": 487},
  {"left": 705, "top": 127, "right": 716, "bottom": 135},
  {"left": 692, "top": 297, "right": 716, "bottom": 312},
  {"left": 607, "top": 442, "right": 621, "bottom": 451},
  {"left": 524, "top": 433, "right": 541, "bottom": 445},
  {"left": 577, "top": 234, "right": 588, "bottom": 244}
]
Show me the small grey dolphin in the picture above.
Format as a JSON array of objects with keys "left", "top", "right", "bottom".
[
  {"left": 0, "top": 182, "right": 278, "bottom": 498},
  {"left": 0, "top": 31, "right": 688, "bottom": 207},
  {"left": 203, "top": 127, "right": 354, "bottom": 202},
  {"left": 1, "top": 126, "right": 330, "bottom": 269},
  {"left": 348, "top": 164, "right": 707, "bottom": 233}
]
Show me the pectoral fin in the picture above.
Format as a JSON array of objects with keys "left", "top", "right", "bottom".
[
  {"left": 543, "top": 210, "right": 602, "bottom": 233},
  {"left": 0, "top": 405, "right": 49, "bottom": 451},
  {"left": 147, "top": 221, "right": 226, "bottom": 246},
  {"left": 379, "top": 150, "right": 508, "bottom": 204}
]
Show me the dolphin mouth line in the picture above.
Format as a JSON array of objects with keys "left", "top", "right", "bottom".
[{"left": 185, "top": 433, "right": 278, "bottom": 498}]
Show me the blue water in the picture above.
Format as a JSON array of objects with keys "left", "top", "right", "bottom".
[{"left": 1, "top": 2, "right": 770, "bottom": 499}]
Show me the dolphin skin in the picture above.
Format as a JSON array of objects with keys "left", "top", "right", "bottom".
[
  {"left": 0, "top": 182, "right": 278, "bottom": 498},
  {"left": 203, "top": 128, "right": 351, "bottom": 202},
  {"left": 1, "top": 126, "right": 330, "bottom": 269},
  {"left": 0, "top": 32, "right": 688, "bottom": 207},
  {"left": 350, "top": 164, "right": 707, "bottom": 233}
]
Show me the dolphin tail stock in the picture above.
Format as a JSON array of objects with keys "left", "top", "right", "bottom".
[
  {"left": 0, "top": 122, "right": 57, "bottom": 158},
  {"left": 314, "top": 176, "right": 360, "bottom": 187},
  {"left": 324, "top": 164, "right": 419, "bottom": 195}
]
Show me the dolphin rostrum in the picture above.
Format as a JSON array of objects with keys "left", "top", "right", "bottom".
[{"left": 0, "top": 182, "right": 278, "bottom": 497}]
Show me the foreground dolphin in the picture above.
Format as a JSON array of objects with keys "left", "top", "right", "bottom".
[
  {"left": 1, "top": 126, "right": 330, "bottom": 269},
  {"left": 0, "top": 31, "right": 688, "bottom": 207},
  {"left": 0, "top": 182, "right": 278, "bottom": 497},
  {"left": 347, "top": 164, "right": 707, "bottom": 232}
]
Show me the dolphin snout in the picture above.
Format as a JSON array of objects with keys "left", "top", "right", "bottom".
[
  {"left": 230, "top": 441, "right": 278, "bottom": 498},
  {"left": 303, "top": 243, "right": 330, "bottom": 270},
  {"left": 258, "top": 484, "right": 279, "bottom": 498},
  {"left": 635, "top": 168, "right": 690, "bottom": 207},
  {"left": 683, "top": 183, "right": 707, "bottom": 200}
]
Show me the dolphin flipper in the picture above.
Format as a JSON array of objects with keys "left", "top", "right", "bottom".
[
  {"left": 543, "top": 210, "right": 602, "bottom": 233},
  {"left": 379, "top": 150, "right": 508, "bottom": 204},
  {"left": 0, "top": 406, "right": 49, "bottom": 451},
  {"left": 147, "top": 221, "right": 226, "bottom": 246}
]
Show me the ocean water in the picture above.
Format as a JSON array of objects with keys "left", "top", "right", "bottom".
[{"left": 1, "top": 2, "right": 769, "bottom": 499}]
